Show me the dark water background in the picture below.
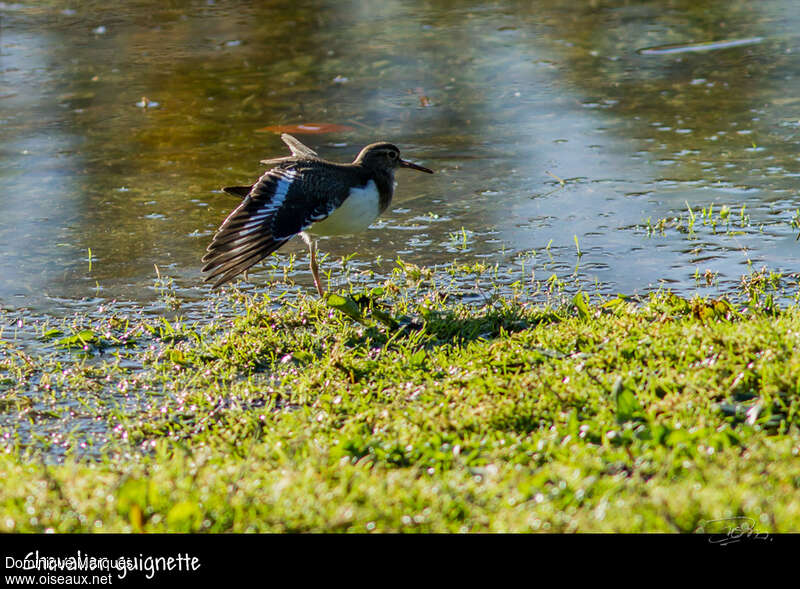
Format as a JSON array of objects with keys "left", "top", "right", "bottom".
[{"left": 3, "top": 0, "right": 800, "bottom": 315}]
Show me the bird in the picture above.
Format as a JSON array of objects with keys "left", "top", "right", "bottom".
[{"left": 202, "top": 133, "right": 433, "bottom": 296}]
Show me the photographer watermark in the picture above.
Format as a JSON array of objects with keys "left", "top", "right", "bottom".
[
  {"left": 4, "top": 550, "right": 201, "bottom": 583},
  {"left": 696, "top": 517, "right": 772, "bottom": 546}
]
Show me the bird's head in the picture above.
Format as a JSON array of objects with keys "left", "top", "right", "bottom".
[{"left": 355, "top": 142, "right": 434, "bottom": 174}]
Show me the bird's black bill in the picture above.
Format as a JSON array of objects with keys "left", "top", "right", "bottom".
[{"left": 400, "top": 159, "right": 434, "bottom": 173}]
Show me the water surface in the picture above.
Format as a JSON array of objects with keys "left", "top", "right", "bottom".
[{"left": 2, "top": 0, "right": 800, "bottom": 313}]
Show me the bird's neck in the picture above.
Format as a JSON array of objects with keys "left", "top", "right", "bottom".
[{"left": 370, "top": 168, "right": 395, "bottom": 214}]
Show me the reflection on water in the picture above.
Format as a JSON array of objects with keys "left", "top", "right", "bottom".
[{"left": 2, "top": 0, "right": 800, "bottom": 314}]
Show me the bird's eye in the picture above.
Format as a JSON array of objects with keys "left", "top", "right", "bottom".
[{"left": 388, "top": 151, "right": 398, "bottom": 160}]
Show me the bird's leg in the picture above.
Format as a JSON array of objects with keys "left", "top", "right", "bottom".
[
  {"left": 309, "top": 240, "right": 325, "bottom": 298},
  {"left": 301, "top": 232, "right": 325, "bottom": 297}
]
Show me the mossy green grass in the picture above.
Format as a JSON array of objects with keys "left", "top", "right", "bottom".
[{"left": 1, "top": 262, "right": 799, "bottom": 532}]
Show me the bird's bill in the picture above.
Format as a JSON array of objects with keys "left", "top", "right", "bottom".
[{"left": 400, "top": 159, "right": 434, "bottom": 173}]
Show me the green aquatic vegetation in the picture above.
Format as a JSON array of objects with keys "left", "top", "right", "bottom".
[
  {"left": 644, "top": 216, "right": 669, "bottom": 237},
  {"left": 644, "top": 201, "right": 800, "bottom": 247},
  {"left": 447, "top": 227, "right": 471, "bottom": 251},
  {"left": 687, "top": 201, "right": 697, "bottom": 238},
  {"left": 694, "top": 267, "right": 720, "bottom": 288}
]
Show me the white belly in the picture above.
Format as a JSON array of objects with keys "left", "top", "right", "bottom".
[{"left": 310, "top": 179, "right": 381, "bottom": 236}]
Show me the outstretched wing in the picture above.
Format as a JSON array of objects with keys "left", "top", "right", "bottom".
[
  {"left": 202, "top": 162, "right": 355, "bottom": 288},
  {"left": 202, "top": 167, "right": 298, "bottom": 287}
]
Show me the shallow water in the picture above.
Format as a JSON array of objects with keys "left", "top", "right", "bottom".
[{"left": 2, "top": 0, "right": 800, "bottom": 314}]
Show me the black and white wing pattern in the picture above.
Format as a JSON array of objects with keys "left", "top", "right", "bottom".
[{"left": 202, "top": 162, "right": 355, "bottom": 288}]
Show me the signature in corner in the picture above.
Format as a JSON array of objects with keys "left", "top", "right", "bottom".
[{"left": 697, "top": 517, "right": 772, "bottom": 546}]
